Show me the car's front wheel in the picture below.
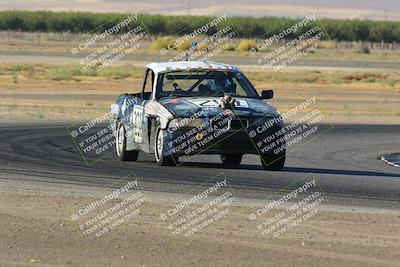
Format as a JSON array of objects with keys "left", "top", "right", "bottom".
[
  {"left": 220, "top": 154, "right": 242, "bottom": 166},
  {"left": 116, "top": 123, "right": 139, "bottom": 161},
  {"left": 154, "top": 126, "right": 178, "bottom": 166}
]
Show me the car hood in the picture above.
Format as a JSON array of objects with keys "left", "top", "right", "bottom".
[{"left": 159, "top": 97, "right": 279, "bottom": 118}]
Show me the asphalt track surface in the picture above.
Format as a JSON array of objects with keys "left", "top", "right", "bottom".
[{"left": 0, "top": 123, "right": 399, "bottom": 209}]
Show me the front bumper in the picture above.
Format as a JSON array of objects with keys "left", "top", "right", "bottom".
[{"left": 163, "top": 119, "right": 282, "bottom": 156}]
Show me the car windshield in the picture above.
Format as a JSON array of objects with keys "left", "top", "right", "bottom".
[{"left": 157, "top": 70, "right": 260, "bottom": 99}]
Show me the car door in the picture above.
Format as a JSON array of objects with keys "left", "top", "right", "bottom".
[{"left": 128, "top": 68, "right": 154, "bottom": 152}]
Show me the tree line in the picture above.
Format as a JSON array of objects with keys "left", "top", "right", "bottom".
[{"left": 0, "top": 10, "right": 399, "bottom": 43}]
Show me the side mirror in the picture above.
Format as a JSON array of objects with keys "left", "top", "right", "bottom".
[{"left": 261, "top": 90, "right": 274, "bottom": 99}]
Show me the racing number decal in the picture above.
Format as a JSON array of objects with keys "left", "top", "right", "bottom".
[
  {"left": 131, "top": 106, "right": 144, "bottom": 143},
  {"left": 132, "top": 106, "right": 144, "bottom": 127},
  {"left": 187, "top": 99, "right": 219, "bottom": 107},
  {"left": 188, "top": 99, "right": 249, "bottom": 108}
]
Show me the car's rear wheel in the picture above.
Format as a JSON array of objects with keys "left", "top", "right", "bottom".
[
  {"left": 116, "top": 123, "right": 139, "bottom": 161},
  {"left": 260, "top": 153, "right": 285, "bottom": 171},
  {"left": 220, "top": 154, "right": 242, "bottom": 166},
  {"left": 154, "top": 126, "right": 178, "bottom": 166}
]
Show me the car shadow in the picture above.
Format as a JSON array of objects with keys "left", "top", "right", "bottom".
[
  {"left": 176, "top": 161, "right": 263, "bottom": 170},
  {"left": 282, "top": 166, "right": 400, "bottom": 178},
  {"left": 178, "top": 162, "right": 400, "bottom": 178}
]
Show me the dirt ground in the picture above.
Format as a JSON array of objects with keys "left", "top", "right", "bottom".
[{"left": 0, "top": 186, "right": 399, "bottom": 267}]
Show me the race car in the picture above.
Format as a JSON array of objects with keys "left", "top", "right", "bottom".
[{"left": 110, "top": 61, "right": 285, "bottom": 170}]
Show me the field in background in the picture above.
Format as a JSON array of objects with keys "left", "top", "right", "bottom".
[
  {"left": 1, "top": 32, "right": 399, "bottom": 69},
  {"left": 0, "top": 29, "right": 399, "bottom": 124},
  {"left": 2, "top": 30, "right": 400, "bottom": 53},
  {"left": 0, "top": 62, "right": 399, "bottom": 124}
]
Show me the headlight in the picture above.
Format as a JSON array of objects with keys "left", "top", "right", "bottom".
[{"left": 168, "top": 118, "right": 205, "bottom": 129}]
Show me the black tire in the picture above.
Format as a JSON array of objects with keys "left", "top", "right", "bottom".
[
  {"left": 260, "top": 153, "right": 285, "bottom": 171},
  {"left": 154, "top": 126, "right": 178, "bottom": 166},
  {"left": 116, "top": 123, "right": 139, "bottom": 161},
  {"left": 220, "top": 154, "right": 243, "bottom": 166}
]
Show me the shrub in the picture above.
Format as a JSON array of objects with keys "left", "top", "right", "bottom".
[
  {"left": 358, "top": 45, "right": 370, "bottom": 54},
  {"left": 236, "top": 39, "right": 257, "bottom": 52},
  {"left": 222, "top": 43, "right": 236, "bottom": 51},
  {"left": 176, "top": 40, "right": 193, "bottom": 51},
  {"left": 151, "top": 37, "right": 175, "bottom": 51}
]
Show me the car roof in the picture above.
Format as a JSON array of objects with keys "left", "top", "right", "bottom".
[{"left": 146, "top": 61, "right": 240, "bottom": 74}]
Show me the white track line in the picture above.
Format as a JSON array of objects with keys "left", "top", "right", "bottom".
[{"left": 381, "top": 155, "right": 400, "bottom": 168}]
